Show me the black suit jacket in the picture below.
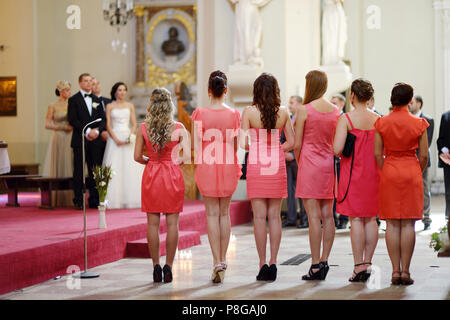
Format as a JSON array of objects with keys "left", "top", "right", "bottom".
[
  {"left": 68, "top": 92, "right": 106, "bottom": 149},
  {"left": 420, "top": 112, "right": 434, "bottom": 167},
  {"left": 98, "top": 96, "right": 112, "bottom": 113},
  {"left": 437, "top": 110, "right": 450, "bottom": 168}
]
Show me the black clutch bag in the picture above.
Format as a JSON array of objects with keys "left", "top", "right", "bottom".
[{"left": 342, "top": 132, "right": 356, "bottom": 158}]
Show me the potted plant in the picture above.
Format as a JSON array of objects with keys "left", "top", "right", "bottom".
[
  {"left": 92, "top": 165, "right": 114, "bottom": 229},
  {"left": 429, "top": 220, "right": 450, "bottom": 256}
]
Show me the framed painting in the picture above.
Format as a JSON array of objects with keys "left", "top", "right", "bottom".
[{"left": 0, "top": 77, "right": 17, "bottom": 116}]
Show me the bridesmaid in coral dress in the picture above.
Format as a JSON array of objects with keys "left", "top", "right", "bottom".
[
  {"left": 294, "top": 70, "right": 340, "bottom": 281},
  {"left": 374, "top": 83, "right": 429, "bottom": 286},
  {"left": 240, "top": 73, "right": 294, "bottom": 281},
  {"left": 333, "top": 79, "right": 380, "bottom": 282},
  {"left": 134, "top": 88, "right": 190, "bottom": 283},
  {"left": 191, "top": 70, "right": 242, "bottom": 283}
]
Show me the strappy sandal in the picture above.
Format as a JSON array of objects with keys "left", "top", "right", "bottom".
[
  {"left": 212, "top": 263, "right": 225, "bottom": 283},
  {"left": 362, "top": 262, "right": 372, "bottom": 282},
  {"left": 391, "top": 271, "right": 401, "bottom": 285},
  {"left": 349, "top": 263, "right": 368, "bottom": 282},
  {"left": 320, "top": 261, "right": 330, "bottom": 279},
  {"left": 400, "top": 271, "right": 414, "bottom": 286},
  {"left": 302, "top": 263, "right": 324, "bottom": 281}
]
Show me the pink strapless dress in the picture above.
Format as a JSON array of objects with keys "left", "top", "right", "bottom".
[
  {"left": 140, "top": 123, "right": 185, "bottom": 213},
  {"left": 296, "top": 103, "right": 339, "bottom": 199},
  {"left": 246, "top": 128, "right": 287, "bottom": 199}
]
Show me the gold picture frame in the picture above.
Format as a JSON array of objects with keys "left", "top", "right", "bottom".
[{"left": 0, "top": 77, "right": 17, "bottom": 116}]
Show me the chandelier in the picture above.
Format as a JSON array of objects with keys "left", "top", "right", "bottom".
[{"left": 103, "top": 0, "right": 134, "bottom": 31}]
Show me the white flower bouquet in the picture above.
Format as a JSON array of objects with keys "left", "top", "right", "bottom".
[{"left": 92, "top": 165, "right": 114, "bottom": 205}]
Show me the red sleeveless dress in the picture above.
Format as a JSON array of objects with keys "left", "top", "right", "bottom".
[{"left": 140, "top": 122, "right": 185, "bottom": 213}]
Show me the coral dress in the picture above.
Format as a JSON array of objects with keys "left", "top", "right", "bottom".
[
  {"left": 296, "top": 103, "right": 340, "bottom": 199},
  {"left": 246, "top": 128, "right": 287, "bottom": 199},
  {"left": 336, "top": 114, "right": 380, "bottom": 217},
  {"left": 191, "top": 107, "right": 242, "bottom": 197},
  {"left": 140, "top": 122, "right": 185, "bottom": 213},
  {"left": 374, "top": 106, "right": 429, "bottom": 220}
]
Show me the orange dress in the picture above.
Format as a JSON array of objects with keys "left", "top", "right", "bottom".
[
  {"left": 374, "top": 107, "right": 429, "bottom": 220},
  {"left": 191, "top": 107, "right": 242, "bottom": 197},
  {"left": 141, "top": 122, "right": 185, "bottom": 213}
]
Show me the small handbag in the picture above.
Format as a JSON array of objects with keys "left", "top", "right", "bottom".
[{"left": 335, "top": 116, "right": 357, "bottom": 203}]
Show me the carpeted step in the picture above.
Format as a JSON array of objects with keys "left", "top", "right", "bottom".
[{"left": 126, "top": 230, "right": 201, "bottom": 258}]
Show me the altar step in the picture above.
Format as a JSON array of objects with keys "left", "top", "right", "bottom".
[{"left": 126, "top": 230, "right": 201, "bottom": 258}]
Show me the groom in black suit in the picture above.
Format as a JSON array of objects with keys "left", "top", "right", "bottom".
[{"left": 68, "top": 73, "right": 106, "bottom": 209}]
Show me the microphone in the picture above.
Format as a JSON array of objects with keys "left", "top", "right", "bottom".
[{"left": 82, "top": 118, "right": 102, "bottom": 134}]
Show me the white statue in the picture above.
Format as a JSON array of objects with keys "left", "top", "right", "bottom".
[
  {"left": 229, "top": 0, "right": 272, "bottom": 68},
  {"left": 322, "top": 0, "right": 347, "bottom": 65}
]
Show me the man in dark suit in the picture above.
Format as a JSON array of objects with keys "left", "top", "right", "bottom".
[
  {"left": 408, "top": 95, "right": 434, "bottom": 230},
  {"left": 92, "top": 77, "right": 111, "bottom": 157},
  {"left": 437, "top": 109, "right": 450, "bottom": 220},
  {"left": 281, "top": 95, "right": 308, "bottom": 228},
  {"left": 68, "top": 73, "right": 106, "bottom": 209},
  {"left": 331, "top": 94, "right": 348, "bottom": 229}
]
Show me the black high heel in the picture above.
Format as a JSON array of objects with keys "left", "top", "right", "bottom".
[
  {"left": 320, "top": 261, "right": 329, "bottom": 279},
  {"left": 256, "top": 264, "right": 270, "bottom": 281},
  {"left": 362, "top": 262, "right": 372, "bottom": 282},
  {"left": 163, "top": 264, "right": 173, "bottom": 283},
  {"left": 349, "top": 263, "right": 367, "bottom": 282},
  {"left": 302, "top": 263, "right": 324, "bottom": 280},
  {"left": 153, "top": 264, "right": 162, "bottom": 283},
  {"left": 268, "top": 264, "right": 277, "bottom": 281}
]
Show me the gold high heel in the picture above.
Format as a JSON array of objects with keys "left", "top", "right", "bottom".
[{"left": 212, "top": 264, "right": 225, "bottom": 283}]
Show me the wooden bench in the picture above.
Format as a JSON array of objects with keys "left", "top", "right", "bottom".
[
  {"left": 26, "top": 177, "right": 73, "bottom": 209},
  {"left": 0, "top": 174, "right": 42, "bottom": 207}
]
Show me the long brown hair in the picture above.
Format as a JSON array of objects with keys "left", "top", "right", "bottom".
[
  {"left": 252, "top": 73, "right": 281, "bottom": 131},
  {"left": 303, "top": 70, "right": 328, "bottom": 105}
]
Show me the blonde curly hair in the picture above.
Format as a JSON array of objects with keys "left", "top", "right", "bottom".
[{"left": 145, "top": 88, "right": 175, "bottom": 154}]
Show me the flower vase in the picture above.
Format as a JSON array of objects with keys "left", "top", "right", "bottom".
[{"left": 98, "top": 204, "right": 107, "bottom": 229}]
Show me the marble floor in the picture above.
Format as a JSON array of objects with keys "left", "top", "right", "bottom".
[{"left": 1, "top": 196, "right": 449, "bottom": 300}]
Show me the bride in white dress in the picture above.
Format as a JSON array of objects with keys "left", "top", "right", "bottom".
[{"left": 102, "top": 82, "right": 144, "bottom": 208}]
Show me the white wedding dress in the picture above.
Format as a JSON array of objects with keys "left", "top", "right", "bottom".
[{"left": 102, "top": 108, "right": 144, "bottom": 209}]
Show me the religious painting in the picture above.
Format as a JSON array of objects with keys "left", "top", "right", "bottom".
[{"left": 0, "top": 77, "right": 17, "bottom": 116}]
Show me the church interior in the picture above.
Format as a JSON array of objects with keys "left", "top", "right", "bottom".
[{"left": 0, "top": 0, "right": 449, "bottom": 302}]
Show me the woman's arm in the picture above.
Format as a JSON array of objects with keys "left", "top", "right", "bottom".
[
  {"left": 105, "top": 104, "right": 125, "bottom": 146},
  {"left": 239, "top": 107, "right": 251, "bottom": 151},
  {"left": 133, "top": 126, "right": 148, "bottom": 165},
  {"left": 45, "top": 105, "right": 66, "bottom": 131},
  {"left": 333, "top": 115, "right": 348, "bottom": 156},
  {"left": 374, "top": 131, "right": 384, "bottom": 169},
  {"left": 129, "top": 103, "right": 137, "bottom": 135},
  {"left": 293, "top": 105, "right": 307, "bottom": 163},
  {"left": 178, "top": 123, "right": 191, "bottom": 165},
  {"left": 418, "top": 130, "right": 429, "bottom": 172},
  {"left": 281, "top": 108, "right": 294, "bottom": 152}
]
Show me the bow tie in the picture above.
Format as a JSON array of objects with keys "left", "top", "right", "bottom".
[{"left": 84, "top": 93, "right": 93, "bottom": 98}]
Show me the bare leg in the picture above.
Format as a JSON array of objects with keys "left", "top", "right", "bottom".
[
  {"left": 218, "top": 197, "right": 232, "bottom": 264},
  {"left": 363, "top": 216, "right": 379, "bottom": 266},
  {"left": 400, "top": 219, "right": 416, "bottom": 277},
  {"left": 319, "top": 199, "right": 335, "bottom": 262},
  {"left": 385, "top": 219, "right": 402, "bottom": 277},
  {"left": 303, "top": 198, "right": 322, "bottom": 271},
  {"left": 349, "top": 217, "right": 365, "bottom": 278},
  {"left": 204, "top": 197, "right": 221, "bottom": 266},
  {"left": 251, "top": 198, "right": 269, "bottom": 268},
  {"left": 164, "top": 213, "right": 179, "bottom": 268},
  {"left": 147, "top": 213, "right": 161, "bottom": 267},
  {"left": 267, "top": 198, "right": 283, "bottom": 266}
]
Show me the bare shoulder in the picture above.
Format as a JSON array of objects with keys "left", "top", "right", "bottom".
[{"left": 297, "top": 104, "right": 308, "bottom": 118}]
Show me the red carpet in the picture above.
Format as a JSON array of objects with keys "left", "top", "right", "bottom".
[{"left": 0, "top": 193, "right": 252, "bottom": 295}]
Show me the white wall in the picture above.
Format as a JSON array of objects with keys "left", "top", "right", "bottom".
[
  {"left": 0, "top": 0, "right": 36, "bottom": 164},
  {"left": 344, "top": 0, "right": 438, "bottom": 177}
]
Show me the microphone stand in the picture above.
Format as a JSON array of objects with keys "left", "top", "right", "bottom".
[{"left": 75, "top": 118, "right": 102, "bottom": 279}]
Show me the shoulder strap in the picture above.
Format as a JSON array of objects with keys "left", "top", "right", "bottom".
[{"left": 345, "top": 113, "right": 355, "bottom": 130}]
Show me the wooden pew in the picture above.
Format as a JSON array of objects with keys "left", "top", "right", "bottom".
[
  {"left": 26, "top": 177, "right": 73, "bottom": 209},
  {"left": 1, "top": 175, "right": 42, "bottom": 207}
]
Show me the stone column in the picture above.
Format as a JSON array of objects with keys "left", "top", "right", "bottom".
[
  {"left": 433, "top": 1, "right": 450, "bottom": 184},
  {"left": 134, "top": 6, "right": 146, "bottom": 85}
]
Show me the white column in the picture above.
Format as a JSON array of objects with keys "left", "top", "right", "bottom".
[{"left": 433, "top": 0, "right": 450, "bottom": 183}]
